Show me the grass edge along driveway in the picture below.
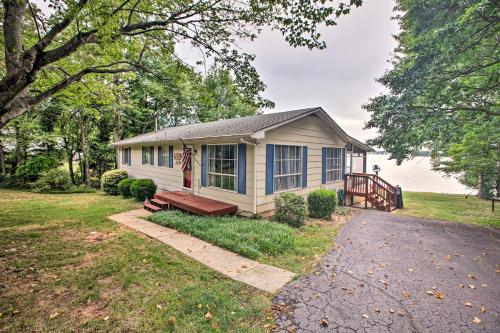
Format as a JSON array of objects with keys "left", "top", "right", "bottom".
[{"left": 395, "top": 191, "right": 499, "bottom": 228}]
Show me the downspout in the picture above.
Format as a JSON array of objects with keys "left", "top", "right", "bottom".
[{"left": 240, "top": 138, "right": 258, "bottom": 216}]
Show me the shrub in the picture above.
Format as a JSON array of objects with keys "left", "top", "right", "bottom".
[
  {"left": 100, "top": 169, "right": 128, "bottom": 195},
  {"left": 118, "top": 178, "right": 135, "bottom": 197},
  {"left": 15, "top": 156, "right": 58, "bottom": 182},
  {"left": 308, "top": 188, "right": 337, "bottom": 219},
  {"left": 130, "top": 179, "right": 157, "bottom": 201},
  {"left": 273, "top": 192, "right": 307, "bottom": 228},
  {"left": 32, "top": 169, "right": 72, "bottom": 193}
]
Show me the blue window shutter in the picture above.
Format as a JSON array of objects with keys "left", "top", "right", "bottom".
[
  {"left": 265, "top": 144, "right": 274, "bottom": 195},
  {"left": 237, "top": 143, "right": 247, "bottom": 194},
  {"left": 142, "top": 147, "right": 146, "bottom": 164},
  {"left": 157, "top": 146, "right": 162, "bottom": 166},
  {"left": 128, "top": 148, "right": 131, "bottom": 166},
  {"left": 201, "top": 145, "right": 207, "bottom": 187},
  {"left": 341, "top": 148, "right": 346, "bottom": 179},
  {"left": 168, "top": 145, "right": 173, "bottom": 168},
  {"left": 150, "top": 146, "right": 154, "bottom": 165},
  {"left": 321, "top": 147, "right": 327, "bottom": 184},
  {"left": 302, "top": 146, "right": 308, "bottom": 188}
]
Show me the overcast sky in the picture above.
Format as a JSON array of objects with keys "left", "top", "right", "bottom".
[
  {"left": 243, "top": 0, "right": 399, "bottom": 141},
  {"left": 34, "top": 0, "right": 399, "bottom": 141}
]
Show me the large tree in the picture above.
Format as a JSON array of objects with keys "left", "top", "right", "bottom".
[
  {"left": 0, "top": 0, "right": 362, "bottom": 129},
  {"left": 364, "top": 0, "right": 499, "bottom": 197}
]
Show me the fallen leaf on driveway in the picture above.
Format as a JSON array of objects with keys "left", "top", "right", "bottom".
[
  {"left": 389, "top": 309, "right": 395, "bottom": 313},
  {"left": 481, "top": 284, "right": 488, "bottom": 287},
  {"left": 320, "top": 318, "right": 328, "bottom": 327},
  {"left": 459, "top": 284, "right": 465, "bottom": 288},
  {"left": 434, "top": 291, "right": 445, "bottom": 299},
  {"left": 367, "top": 270, "right": 374, "bottom": 275},
  {"left": 464, "top": 302, "right": 472, "bottom": 307},
  {"left": 408, "top": 268, "right": 414, "bottom": 272},
  {"left": 480, "top": 307, "right": 486, "bottom": 313},
  {"left": 472, "top": 317, "right": 481, "bottom": 324},
  {"left": 362, "top": 314, "right": 369, "bottom": 319},
  {"left": 426, "top": 290, "right": 434, "bottom": 296},
  {"left": 468, "top": 284, "right": 476, "bottom": 289},
  {"left": 402, "top": 290, "right": 410, "bottom": 298},
  {"left": 374, "top": 308, "right": 380, "bottom": 313},
  {"left": 467, "top": 274, "right": 476, "bottom": 279},
  {"left": 444, "top": 255, "right": 452, "bottom": 261}
]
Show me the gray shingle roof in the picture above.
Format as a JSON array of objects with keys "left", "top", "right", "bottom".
[
  {"left": 113, "top": 106, "right": 373, "bottom": 152},
  {"left": 113, "top": 107, "right": 319, "bottom": 145}
]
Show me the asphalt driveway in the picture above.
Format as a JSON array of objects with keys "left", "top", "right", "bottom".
[{"left": 273, "top": 210, "right": 500, "bottom": 333}]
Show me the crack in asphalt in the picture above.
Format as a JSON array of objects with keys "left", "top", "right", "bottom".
[{"left": 273, "top": 210, "right": 500, "bottom": 333}]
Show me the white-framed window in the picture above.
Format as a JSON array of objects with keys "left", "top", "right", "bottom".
[
  {"left": 208, "top": 144, "right": 238, "bottom": 191},
  {"left": 274, "top": 145, "right": 302, "bottom": 192},
  {"left": 326, "top": 147, "right": 343, "bottom": 182},
  {"left": 122, "top": 147, "right": 130, "bottom": 165},
  {"left": 159, "top": 146, "right": 169, "bottom": 167},
  {"left": 143, "top": 146, "right": 153, "bottom": 165}
]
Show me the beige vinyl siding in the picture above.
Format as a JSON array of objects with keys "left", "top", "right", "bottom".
[
  {"left": 119, "top": 143, "right": 184, "bottom": 192},
  {"left": 254, "top": 114, "right": 346, "bottom": 214},
  {"left": 118, "top": 142, "right": 255, "bottom": 214},
  {"left": 116, "top": 114, "right": 350, "bottom": 215}
]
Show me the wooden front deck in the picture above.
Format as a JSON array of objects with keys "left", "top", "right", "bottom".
[{"left": 153, "top": 191, "right": 238, "bottom": 216}]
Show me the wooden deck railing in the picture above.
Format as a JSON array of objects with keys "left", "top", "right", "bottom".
[{"left": 344, "top": 173, "right": 397, "bottom": 211}]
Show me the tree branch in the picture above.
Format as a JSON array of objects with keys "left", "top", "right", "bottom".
[{"left": 29, "top": 64, "right": 132, "bottom": 106}]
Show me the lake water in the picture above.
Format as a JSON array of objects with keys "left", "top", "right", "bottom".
[{"left": 366, "top": 154, "right": 472, "bottom": 194}]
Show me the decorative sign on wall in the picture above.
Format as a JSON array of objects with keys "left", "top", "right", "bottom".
[{"left": 174, "top": 152, "right": 182, "bottom": 165}]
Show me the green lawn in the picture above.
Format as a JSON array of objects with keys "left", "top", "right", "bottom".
[
  {"left": 148, "top": 211, "right": 341, "bottom": 274},
  {"left": 0, "top": 189, "right": 272, "bottom": 333},
  {"left": 0, "top": 189, "right": 343, "bottom": 332},
  {"left": 395, "top": 191, "right": 500, "bottom": 227},
  {"left": 148, "top": 211, "right": 295, "bottom": 259}
]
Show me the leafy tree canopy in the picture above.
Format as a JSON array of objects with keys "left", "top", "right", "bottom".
[
  {"left": 364, "top": 0, "right": 499, "bottom": 197},
  {"left": 0, "top": 0, "right": 362, "bottom": 128}
]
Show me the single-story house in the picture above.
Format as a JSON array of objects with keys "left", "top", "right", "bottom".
[{"left": 112, "top": 107, "right": 374, "bottom": 215}]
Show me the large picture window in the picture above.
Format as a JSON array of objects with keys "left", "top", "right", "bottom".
[
  {"left": 208, "top": 144, "right": 238, "bottom": 191},
  {"left": 326, "top": 147, "right": 343, "bottom": 182},
  {"left": 274, "top": 145, "right": 302, "bottom": 191}
]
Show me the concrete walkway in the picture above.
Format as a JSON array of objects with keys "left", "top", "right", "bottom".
[{"left": 108, "top": 209, "right": 295, "bottom": 293}]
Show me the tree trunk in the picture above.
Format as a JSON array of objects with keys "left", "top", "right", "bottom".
[
  {"left": 0, "top": 140, "right": 5, "bottom": 176},
  {"left": 112, "top": 94, "right": 122, "bottom": 169},
  {"left": 14, "top": 122, "right": 22, "bottom": 170},
  {"left": 68, "top": 152, "right": 75, "bottom": 185},
  {"left": 78, "top": 112, "right": 91, "bottom": 187},
  {"left": 477, "top": 171, "right": 485, "bottom": 199}
]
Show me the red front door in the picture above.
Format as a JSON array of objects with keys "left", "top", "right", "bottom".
[{"left": 183, "top": 148, "right": 192, "bottom": 189}]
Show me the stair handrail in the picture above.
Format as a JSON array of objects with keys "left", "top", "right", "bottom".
[
  {"left": 351, "top": 173, "right": 396, "bottom": 194},
  {"left": 345, "top": 173, "right": 397, "bottom": 211}
]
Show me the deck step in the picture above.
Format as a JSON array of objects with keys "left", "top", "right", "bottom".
[
  {"left": 144, "top": 202, "right": 161, "bottom": 212},
  {"left": 155, "top": 191, "right": 238, "bottom": 216},
  {"left": 151, "top": 198, "right": 168, "bottom": 208}
]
